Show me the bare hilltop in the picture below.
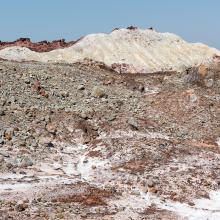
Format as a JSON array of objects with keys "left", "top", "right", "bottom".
[{"left": 0, "top": 27, "right": 220, "bottom": 220}]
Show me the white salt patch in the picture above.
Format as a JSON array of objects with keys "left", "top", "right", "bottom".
[
  {"left": 152, "top": 191, "right": 220, "bottom": 220},
  {"left": 0, "top": 183, "right": 32, "bottom": 191},
  {"left": 62, "top": 160, "right": 79, "bottom": 176},
  {"left": 77, "top": 155, "right": 109, "bottom": 183},
  {"left": 98, "top": 130, "right": 170, "bottom": 140},
  {"left": 0, "top": 174, "right": 25, "bottom": 180},
  {"left": 109, "top": 188, "right": 220, "bottom": 220}
]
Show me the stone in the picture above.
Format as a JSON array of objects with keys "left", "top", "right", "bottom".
[
  {"left": 0, "top": 150, "right": 9, "bottom": 157},
  {"left": 147, "top": 179, "right": 155, "bottom": 187},
  {"left": 4, "top": 128, "right": 14, "bottom": 141},
  {"left": 189, "top": 93, "right": 198, "bottom": 103},
  {"left": 147, "top": 186, "right": 158, "bottom": 194},
  {"left": 127, "top": 117, "right": 138, "bottom": 130},
  {"left": 16, "top": 200, "right": 28, "bottom": 212},
  {"left": 108, "top": 114, "right": 117, "bottom": 121},
  {"left": 204, "top": 78, "right": 214, "bottom": 88},
  {"left": 46, "top": 123, "right": 57, "bottom": 134},
  {"left": 78, "top": 85, "right": 85, "bottom": 90},
  {"left": 19, "top": 157, "right": 34, "bottom": 168},
  {"left": 0, "top": 138, "right": 4, "bottom": 145},
  {"left": 0, "top": 155, "right": 4, "bottom": 163},
  {"left": 138, "top": 84, "right": 145, "bottom": 92},
  {"left": 46, "top": 142, "right": 54, "bottom": 148},
  {"left": 0, "top": 109, "right": 5, "bottom": 116},
  {"left": 91, "top": 86, "right": 106, "bottom": 98},
  {"left": 80, "top": 111, "right": 88, "bottom": 120},
  {"left": 61, "top": 91, "right": 69, "bottom": 97},
  {"left": 24, "top": 78, "right": 31, "bottom": 84}
]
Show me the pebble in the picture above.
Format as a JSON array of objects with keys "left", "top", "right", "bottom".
[
  {"left": 4, "top": 128, "right": 14, "bottom": 141},
  {"left": 19, "top": 157, "right": 34, "bottom": 168},
  {"left": 0, "top": 150, "right": 9, "bottom": 157},
  {"left": 0, "top": 109, "right": 5, "bottom": 116},
  {"left": 46, "top": 123, "right": 57, "bottom": 134},
  {"left": 0, "top": 155, "right": 4, "bottom": 163},
  {"left": 78, "top": 85, "right": 85, "bottom": 90},
  {"left": 190, "top": 93, "right": 198, "bottom": 103},
  {"left": 0, "top": 138, "right": 4, "bottom": 145},
  {"left": 91, "top": 86, "right": 106, "bottom": 98},
  {"left": 127, "top": 117, "right": 138, "bottom": 130},
  {"left": 16, "top": 200, "right": 28, "bottom": 212},
  {"left": 204, "top": 78, "right": 214, "bottom": 88},
  {"left": 107, "top": 114, "right": 117, "bottom": 121}
]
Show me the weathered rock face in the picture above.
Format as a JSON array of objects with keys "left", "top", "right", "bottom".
[
  {"left": 0, "top": 38, "right": 75, "bottom": 52},
  {"left": 0, "top": 28, "right": 220, "bottom": 73}
]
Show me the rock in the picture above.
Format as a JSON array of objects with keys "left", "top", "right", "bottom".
[
  {"left": 78, "top": 85, "right": 85, "bottom": 90},
  {"left": 0, "top": 138, "right": 4, "bottom": 145},
  {"left": 91, "top": 86, "right": 106, "bottom": 98},
  {"left": 19, "top": 157, "right": 34, "bottom": 168},
  {"left": 56, "top": 213, "right": 65, "bottom": 219},
  {"left": 16, "top": 200, "right": 28, "bottom": 212},
  {"left": 147, "top": 179, "right": 155, "bottom": 187},
  {"left": 147, "top": 186, "right": 158, "bottom": 194},
  {"left": 189, "top": 93, "right": 198, "bottom": 103},
  {"left": 0, "top": 150, "right": 9, "bottom": 157},
  {"left": 61, "top": 91, "right": 69, "bottom": 97},
  {"left": 4, "top": 128, "right": 14, "bottom": 141},
  {"left": 107, "top": 114, "right": 117, "bottom": 121},
  {"left": 204, "top": 78, "right": 214, "bottom": 88},
  {"left": 24, "top": 78, "right": 31, "bottom": 84},
  {"left": 127, "top": 117, "right": 138, "bottom": 130},
  {"left": 44, "top": 115, "right": 51, "bottom": 122},
  {"left": 0, "top": 155, "right": 4, "bottom": 163},
  {"left": 6, "top": 162, "right": 13, "bottom": 169},
  {"left": 138, "top": 84, "right": 145, "bottom": 92},
  {"left": 80, "top": 111, "right": 88, "bottom": 120},
  {"left": 46, "top": 142, "right": 54, "bottom": 148},
  {"left": 0, "top": 109, "right": 5, "bottom": 116},
  {"left": 46, "top": 123, "right": 57, "bottom": 134}
]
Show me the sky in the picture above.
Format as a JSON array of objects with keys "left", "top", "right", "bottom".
[{"left": 0, "top": 0, "right": 219, "bottom": 49}]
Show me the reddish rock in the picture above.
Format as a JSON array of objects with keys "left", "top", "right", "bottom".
[
  {"left": 39, "top": 89, "right": 48, "bottom": 98},
  {"left": 46, "top": 123, "right": 57, "bottom": 134},
  {"left": 32, "top": 80, "right": 41, "bottom": 91},
  {"left": 32, "top": 80, "right": 48, "bottom": 97},
  {"left": 0, "top": 38, "right": 76, "bottom": 52}
]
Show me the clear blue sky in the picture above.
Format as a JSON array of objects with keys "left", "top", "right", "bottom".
[{"left": 0, "top": 0, "right": 219, "bottom": 48}]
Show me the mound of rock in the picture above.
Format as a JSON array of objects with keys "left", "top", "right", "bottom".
[
  {"left": 0, "top": 38, "right": 75, "bottom": 52},
  {"left": 0, "top": 27, "right": 219, "bottom": 73}
]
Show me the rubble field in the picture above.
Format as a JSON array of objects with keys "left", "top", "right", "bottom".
[{"left": 0, "top": 59, "right": 220, "bottom": 219}]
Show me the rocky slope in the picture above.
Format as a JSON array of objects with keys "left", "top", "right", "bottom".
[
  {"left": 0, "top": 28, "right": 219, "bottom": 73},
  {"left": 0, "top": 38, "right": 75, "bottom": 52},
  {"left": 0, "top": 58, "right": 220, "bottom": 219}
]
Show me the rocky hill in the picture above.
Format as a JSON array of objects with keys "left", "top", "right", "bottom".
[
  {"left": 0, "top": 28, "right": 220, "bottom": 219},
  {"left": 0, "top": 27, "right": 219, "bottom": 73},
  {"left": 0, "top": 38, "right": 75, "bottom": 52}
]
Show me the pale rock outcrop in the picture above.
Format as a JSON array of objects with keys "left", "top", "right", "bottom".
[{"left": 0, "top": 28, "right": 219, "bottom": 73}]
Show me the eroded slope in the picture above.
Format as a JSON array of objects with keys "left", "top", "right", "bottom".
[{"left": 0, "top": 60, "right": 220, "bottom": 219}]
